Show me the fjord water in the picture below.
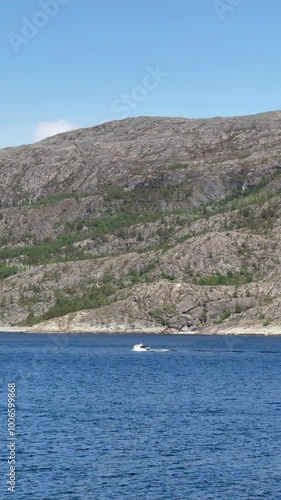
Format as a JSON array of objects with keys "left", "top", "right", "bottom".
[{"left": 1, "top": 334, "right": 281, "bottom": 499}]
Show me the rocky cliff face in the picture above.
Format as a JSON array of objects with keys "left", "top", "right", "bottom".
[
  {"left": 2, "top": 112, "right": 281, "bottom": 208},
  {"left": 1, "top": 112, "right": 281, "bottom": 333}
]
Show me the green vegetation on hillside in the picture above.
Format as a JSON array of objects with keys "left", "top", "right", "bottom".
[
  {"left": 0, "top": 211, "right": 166, "bottom": 266},
  {"left": 0, "top": 171, "right": 281, "bottom": 283},
  {"left": 0, "top": 264, "right": 18, "bottom": 280},
  {"left": 29, "top": 191, "right": 83, "bottom": 206},
  {"left": 21, "top": 261, "right": 159, "bottom": 325},
  {"left": 194, "top": 269, "right": 253, "bottom": 287}
]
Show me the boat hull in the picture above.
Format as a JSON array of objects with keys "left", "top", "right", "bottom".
[{"left": 132, "top": 344, "right": 150, "bottom": 351}]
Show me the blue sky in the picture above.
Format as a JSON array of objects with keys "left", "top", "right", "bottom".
[{"left": 1, "top": 0, "right": 280, "bottom": 148}]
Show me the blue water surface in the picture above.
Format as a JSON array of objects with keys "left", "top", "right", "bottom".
[{"left": 1, "top": 333, "right": 281, "bottom": 499}]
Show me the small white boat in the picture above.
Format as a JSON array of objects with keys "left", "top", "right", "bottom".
[{"left": 132, "top": 343, "right": 151, "bottom": 351}]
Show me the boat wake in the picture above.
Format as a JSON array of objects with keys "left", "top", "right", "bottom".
[{"left": 150, "top": 348, "right": 169, "bottom": 352}]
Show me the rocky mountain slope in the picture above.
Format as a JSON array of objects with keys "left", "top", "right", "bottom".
[{"left": 1, "top": 112, "right": 281, "bottom": 333}]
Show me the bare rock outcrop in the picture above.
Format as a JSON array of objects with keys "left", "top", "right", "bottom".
[{"left": 1, "top": 112, "right": 281, "bottom": 333}]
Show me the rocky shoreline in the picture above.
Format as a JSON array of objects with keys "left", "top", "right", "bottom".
[{"left": 1, "top": 321, "right": 281, "bottom": 336}]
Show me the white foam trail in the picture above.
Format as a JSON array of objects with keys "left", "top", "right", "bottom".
[{"left": 150, "top": 348, "right": 169, "bottom": 352}]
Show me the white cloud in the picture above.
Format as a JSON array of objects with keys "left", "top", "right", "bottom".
[{"left": 33, "top": 119, "right": 78, "bottom": 142}]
